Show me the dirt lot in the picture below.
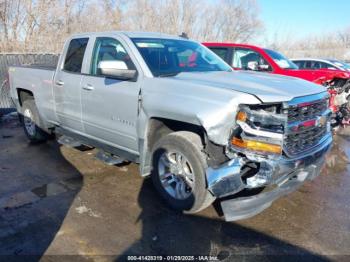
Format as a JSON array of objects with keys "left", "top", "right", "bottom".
[{"left": 0, "top": 114, "right": 349, "bottom": 261}]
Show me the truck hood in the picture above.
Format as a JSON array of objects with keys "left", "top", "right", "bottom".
[{"left": 171, "top": 71, "right": 326, "bottom": 103}]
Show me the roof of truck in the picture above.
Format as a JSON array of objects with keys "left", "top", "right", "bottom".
[{"left": 70, "top": 31, "right": 185, "bottom": 40}]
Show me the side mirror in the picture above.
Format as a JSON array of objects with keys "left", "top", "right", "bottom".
[
  {"left": 98, "top": 61, "right": 137, "bottom": 81},
  {"left": 247, "top": 61, "right": 258, "bottom": 71}
]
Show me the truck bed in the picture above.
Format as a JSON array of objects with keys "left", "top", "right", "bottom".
[
  {"left": 13, "top": 63, "right": 57, "bottom": 71},
  {"left": 9, "top": 65, "right": 57, "bottom": 123}
]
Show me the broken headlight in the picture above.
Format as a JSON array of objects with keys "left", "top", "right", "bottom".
[{"left": 231, "top": 104, "right": 286, "bottom": 157}]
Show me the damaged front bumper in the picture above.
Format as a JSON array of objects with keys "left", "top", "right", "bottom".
[{"left": 206, "top": 133, "right": 332, "bottom": 221}]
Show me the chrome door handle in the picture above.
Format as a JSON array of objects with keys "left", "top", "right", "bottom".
[
  {"left": 82, "top": 84, "right": 94, "bottom": 91},
  {"left": 55, "top": 80, "right": 64, "bottom": 86}
]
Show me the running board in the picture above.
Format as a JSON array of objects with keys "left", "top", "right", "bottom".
[
  {"left": 57, "top": 135, "right": 83, "bottom": 148},
  {"left": 55, "top": 127, "right": 139, "bottom": 163},
  {"left": 95, "top": 150, "right": 126, "bottom": 165}
]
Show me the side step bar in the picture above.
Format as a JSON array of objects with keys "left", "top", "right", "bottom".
[
  {"left": 95, "top": 150, "right": 126, "bottom": 166},
  {"left": 57, "top": 135, "right": 83, "bottom": 148},
  {"left": 58, "top": 135, "right": 126, "bottom": 166}
]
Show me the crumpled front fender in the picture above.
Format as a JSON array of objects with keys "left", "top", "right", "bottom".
[{"left": 141, "top": 79, "right": 262, "bottom": 146}]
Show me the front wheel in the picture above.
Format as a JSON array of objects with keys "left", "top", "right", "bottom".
[{"left": 151, "top": 131, "right": 215, "bottom": 213}]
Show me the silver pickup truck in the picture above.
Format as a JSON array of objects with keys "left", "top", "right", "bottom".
[{"left": 9, "top": 32, "right": 332, "bottom": 221}]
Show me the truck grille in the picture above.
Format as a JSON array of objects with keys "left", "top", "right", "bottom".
[
  {"left": 288, "top": 99, "right": 328, "bottom": 122},
  {"left": 285, "top": 125, "right": 327, "bottom": 156},
  {"left": 284, "top": 96, "right": 329, "bottom": 156}
]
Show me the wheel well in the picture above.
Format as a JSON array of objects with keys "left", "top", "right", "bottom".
[
  {"left": 17, "top": 89, "right": 34, "bottom": 106},
  {"left": 146, "top": 118, "right": 228, "bottom": 167},
  {"left": 147, "top": 118, "right": 206, "bottom": 152}
]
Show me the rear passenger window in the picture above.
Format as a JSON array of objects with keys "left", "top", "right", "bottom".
[
  {"left": 209, "top": 48, "right": 229, "bottom": 61},
  {"left": 64, "top": 38, "right": 89, "bottom": 73},
  {"left": 320, "top": 62, "right": 331, "bottom": 69},
  {"left": 312, "top": 62, "right": 321, "bottom": 69},
  {"left": 294, "top": 61, "right": 304, "bottom": 68}
]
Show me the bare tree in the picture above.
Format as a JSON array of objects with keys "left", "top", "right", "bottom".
[
  {"left": 0, "top": 0, "right": 263, "bottom": 53},
  {"left": 198, "top": 0, "right": 263, "bottom": 42}
]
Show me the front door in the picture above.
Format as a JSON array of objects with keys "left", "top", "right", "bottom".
[
  {"left": 81, "top": 37, "right": 141, "bottom": 152},
  {"left": 54, "top": 37, "right": 89, "bottom": 132}
]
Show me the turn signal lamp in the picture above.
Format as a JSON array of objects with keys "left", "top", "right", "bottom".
[
  {"left": 231, "top": 137, "right": 282, "bottom": 154},
  {"left": 236, "top": 111, "right": 247, "bottom": 122}
]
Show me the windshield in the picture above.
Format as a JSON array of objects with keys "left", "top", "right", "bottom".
[
  {"left": 329, "top": 59, "right": 350, "bottom": 70},
  {"left": 132, "top": 38, "right": 232, "bottom": 77},
  {"left": 264, "top": 49, "right": 298, "bottom": 69}
]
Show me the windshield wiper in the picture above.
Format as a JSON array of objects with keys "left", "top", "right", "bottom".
[{"left": 158, "top": 72, "right": 181, "bottom": 77}]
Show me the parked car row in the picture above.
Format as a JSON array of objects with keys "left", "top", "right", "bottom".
[
  {"left": 204, "top": 42, "right": 350, "bottom": 128},
  {"left": 292, "top": 58, "right": 350, "bottom": 72},
  {"left": 8, "top": 32, "right": 333, "bottom": 221}
]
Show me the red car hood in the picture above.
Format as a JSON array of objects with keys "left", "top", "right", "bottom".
[{"left": 281, "top": 69, "right": 350, "bottom": 84}]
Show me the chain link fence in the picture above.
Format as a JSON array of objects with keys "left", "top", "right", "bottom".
[{"left": 0, "top": 54, "right": 59, "bottom": 113}]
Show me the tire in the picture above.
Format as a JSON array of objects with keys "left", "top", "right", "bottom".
[
  {"left": 21, "top": 99, "right": 48, "bottom": 143},
  {"left": 151, "top": 131, "right": 215, "bottom": 213}
]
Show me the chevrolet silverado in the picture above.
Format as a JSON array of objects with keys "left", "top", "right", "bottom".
[{"left": 9, "top": 32, "right": 332, "bottom": 221}]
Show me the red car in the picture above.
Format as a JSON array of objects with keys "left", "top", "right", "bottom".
[
  {"left": 203, "top": 43, "right": 350, "bottom": 87},
  {"left": 203, "top": 42, "right": 350, "bottom": 127}
]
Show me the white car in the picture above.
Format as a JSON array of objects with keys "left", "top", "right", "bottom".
[{"left": 292, "top": 58, "right": 350, "bottom": 72}]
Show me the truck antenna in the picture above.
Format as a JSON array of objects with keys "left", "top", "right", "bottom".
[{"left": 179, "top": 32, "right": 189, "bottom": 39}]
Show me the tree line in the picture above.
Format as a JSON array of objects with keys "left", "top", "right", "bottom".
[
  {"left": 0, "top": 0, "right": 262, "bottom": 53},
  {"left": 0, "top": 0, "right": 349, "bottom": 60}
]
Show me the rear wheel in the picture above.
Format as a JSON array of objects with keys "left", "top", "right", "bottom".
[
  {"left": 21, "top": 99, "right": 48, "bottom": 143},
  {"left": 151, "top": 131, "right": 215, "bottom": 213}
]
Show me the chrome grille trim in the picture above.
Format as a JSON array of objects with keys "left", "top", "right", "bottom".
[
  {"left": 285, "top": 126, "right": 328, "bottom": 156},
  {"left": 285, "top": 92, "right": 329, "bottom": 107},
  {"left": 287, "top": 100, "right": 328, "bottom": 123},
  {"left": 283, "top": 92, "right": 330, "bottom": 157}
]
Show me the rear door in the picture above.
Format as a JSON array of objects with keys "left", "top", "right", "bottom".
[
  {"left": 53, "top": 37, "right": 89, "bottom": 132},
  {"left": 80, "top": 36, "right": 141, "bottom": 152}
]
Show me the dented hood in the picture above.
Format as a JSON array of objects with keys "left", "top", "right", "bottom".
[{"left": 171, "top": 71, "right": 327, "bottom": 103}]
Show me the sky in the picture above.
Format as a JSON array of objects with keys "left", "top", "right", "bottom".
[{"left": 258, "top": 0, "right": 350, "bottom": 43}]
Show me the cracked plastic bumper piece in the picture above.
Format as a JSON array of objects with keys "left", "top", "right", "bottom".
[
  {"left": 221, "top": 171, "right": 308, "bottom": 221},
  {"left": 206, "top": 134, "right": 332, "bottom": 221}
]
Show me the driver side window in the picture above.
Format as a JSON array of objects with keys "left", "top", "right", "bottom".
[
  {"left": 90, "top": 37, "right": 135, "bottom": 76},
  {"left": 232, "top": 48, "right": 270, "bottom": 71}
]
